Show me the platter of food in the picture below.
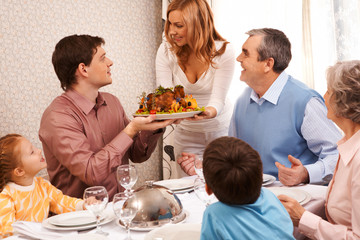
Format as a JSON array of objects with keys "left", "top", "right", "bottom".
[
  {"left": 133, "top": 85, "right": 204, "bottom": 120},
  {"left": 133, "top": 111, "right": 202, "bottom": 120}
]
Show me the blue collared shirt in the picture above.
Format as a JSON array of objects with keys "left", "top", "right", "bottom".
[{"left": 230, "top": 72, "right": 342, "bottom": 183}]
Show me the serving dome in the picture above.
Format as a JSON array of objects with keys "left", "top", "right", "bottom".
[{"left": 122, "top": 181, "right": 186, "bottom": 229}]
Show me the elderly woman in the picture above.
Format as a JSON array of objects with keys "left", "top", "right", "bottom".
[{"left": 278, "top": 60, "right": 360, "bottom": 239}]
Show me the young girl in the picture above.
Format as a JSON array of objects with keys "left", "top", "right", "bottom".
[{"left": 0, "top": 134, "right": 84, "bottom": 237}]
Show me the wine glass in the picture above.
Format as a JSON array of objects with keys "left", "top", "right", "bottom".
[
  {"left": 194, "top": 156, "right": 204, "bottom": 179},
  {"left": 113, "top": 192, "right": 139, "bottom": 240},
  {"left": 83, "top": 186, "right": 109, "bottom": 236},
  {"left": 193, "top": 177, "right": 215, "bottom": 207},
  {"left": 117, "top": 164, "right": 138, "bottom": 195}
]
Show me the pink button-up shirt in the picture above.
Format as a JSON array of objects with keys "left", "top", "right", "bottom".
[
  {"left": 39, "top": 89, "right": 163, "bottom": 199},
  {"left": 299, "top": 129, "right": 360, "bottom": 239}
]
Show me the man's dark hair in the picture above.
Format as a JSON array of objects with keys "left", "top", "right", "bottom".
[
  {"left": 52, "top": 34, "right": 105, "bottom": 90},
  {"left": 203, "top": 136, "right": 263, "bottom": 205}
]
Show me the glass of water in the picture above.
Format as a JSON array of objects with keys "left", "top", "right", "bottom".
[
  {"left": 83, "top": 186, "right": 109, "bottom": 235},
  {"left": 193, "top": 177, "right": 215, "bottom": 207},
  {"left": 113, "top": 192, "right": 139, "bottom": 240},
  {"left": 194, "top": 156, "right": 204, "bottom": 179},
  {"left": 117, "top": 164, "right": 138, "bottom": 195}
]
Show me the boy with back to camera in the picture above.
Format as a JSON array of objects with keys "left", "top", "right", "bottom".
[{"left": 201, "top": 136, "right": 295, "bottom": 240}]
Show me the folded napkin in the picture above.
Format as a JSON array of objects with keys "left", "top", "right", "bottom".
[{"left": 12, "top": 221, "right": 77, "bottom": 239}]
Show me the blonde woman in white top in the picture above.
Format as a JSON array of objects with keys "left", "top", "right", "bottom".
[{"left": 156, "top": 0, "right": 235, "bottom": 177}]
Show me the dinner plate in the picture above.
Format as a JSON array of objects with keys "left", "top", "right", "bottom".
[
  {"left": 262, "top": 174, "right": 276, "bottom": 186},
  {"left": 263, "top": 174, "right": 273, "bottom": 182},
  {"left": 133, "top": 111, "right": 202, "bottom": 120},
  {"left": 298, "top": 190, "right": 312, "bottom": 205},
  {"left": 43, "top": 212, "right": 114, "bottom": 231},
  {"left": 48, "top": 210, "right": 105, "bottom": 227},
  {"left": 115, "top": 210, "right": 189, "bottom": 232},
  {"left": 144, "top": 223, "right": 201, "bottom": 240},
  {"left": 267, "top": 187, "right": 311, "bottom": 205},
  {"left": 154, "top": 178, "right": 194, "bottom": 191}
]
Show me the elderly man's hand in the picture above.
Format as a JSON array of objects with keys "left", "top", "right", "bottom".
[
  {"left": 277, "top": 194, "right": 305, "bottom": 227},
  {"left": 275, "top": 155, "right": 309, "bottom": 186},
  {"left": 177, "top": 152, "right": 197, "bottom": 176}
]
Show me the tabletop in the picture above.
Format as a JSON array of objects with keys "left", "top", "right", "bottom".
[{"left": 9, "top": 181, "right": 328, "bottom": 240}]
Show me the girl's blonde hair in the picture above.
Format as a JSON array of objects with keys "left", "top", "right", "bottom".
[
  {"left": 164, "top": 0, "right": 228, "bottom": 70},
  {"left": 0, "top": 134, "right": 22, "bottom": 191}
]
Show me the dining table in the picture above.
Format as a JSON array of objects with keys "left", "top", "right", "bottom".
[{"left": 9, "top": 178, "right": 328, "bottom": 240}]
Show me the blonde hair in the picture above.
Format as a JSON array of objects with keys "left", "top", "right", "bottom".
[
  {"left": 164, "top": 0, "right": 228, "bottom": 69},
  {"left": 0, "top": 134, "right": 22, "bottom": 191}
]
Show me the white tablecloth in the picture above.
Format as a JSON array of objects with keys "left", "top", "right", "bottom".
[{"left": 9, "top": 181, "right": 327, "bottom": 240}]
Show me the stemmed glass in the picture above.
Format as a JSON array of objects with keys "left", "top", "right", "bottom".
[
  {"left": 194, "top": 156, "right": 204, "bottom": 179},
  {"left": 113, "top": 192, "right": 139, "bottom": 240},
  {"left": 83, "top": 186, "right": 109, "bottom": 236},
  {"left": 193, "top": 177, "right": 216, "bottom": 207},
  {"left": 117, "top": 164, "right": 138, "bottom": 195}
]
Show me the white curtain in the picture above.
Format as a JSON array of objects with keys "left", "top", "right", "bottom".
[
  {"left": 212, "top": 0, "right": 303, "bottom": 101},
  {"left": 302, "top": 0, "right": 314, "bottom": 89},
  {"left": 332, "top": 0, "right": 360, "bottom": 61},
  {"left": 310, "top": 0, "right": 360, "bottom": 94},
  {"left": 212, "top": 0, "right": 360, "bottom": 97}
]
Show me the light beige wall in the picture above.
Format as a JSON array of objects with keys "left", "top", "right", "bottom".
[{"left": 0, "top": 0, "right": 163, "bottom": 186}]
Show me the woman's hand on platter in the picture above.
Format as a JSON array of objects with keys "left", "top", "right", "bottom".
[
  {"left": 186, "top": 106, "right": 217, "bottom": 121},
  {"left": 177, "top": 152, "right": 197, "bottom": 175},
  {"left": 277, "top": 194, "right": 305, "bottom": 227}
]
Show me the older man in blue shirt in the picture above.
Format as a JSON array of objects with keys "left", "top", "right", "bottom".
[{"left": 229, "top": 28, "right": 342, "bottom": 186}]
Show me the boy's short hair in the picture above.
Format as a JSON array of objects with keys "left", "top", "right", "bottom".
[
  {"left": 52, "top": 34, "right": 105, "bottom": 91},
  {"left": 203, "top": 136, "right": 263, "bottom": 205}
]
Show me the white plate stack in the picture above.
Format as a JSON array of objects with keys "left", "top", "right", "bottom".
[
  {"left": 42, "top": 210, "right": 114, "bottom": 231},
  {"left": 154, "top": 178, "right": 195, "bottom": 194}
]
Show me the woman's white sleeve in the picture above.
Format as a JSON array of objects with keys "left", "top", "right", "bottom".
[
  {"left": 207, "top": 43, "right": 236, "bottom": 115},
  {"left": 156, "top": 43, "right": 174, "bottom": 88}
]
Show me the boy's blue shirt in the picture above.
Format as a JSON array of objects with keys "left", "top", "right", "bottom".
[{"left": 200, "top": 188, "right": 295, "bottom": 240}]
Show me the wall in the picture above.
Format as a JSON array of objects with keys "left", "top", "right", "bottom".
[{"left": 0, "top": 0, "right": 163, "bottom": 186}]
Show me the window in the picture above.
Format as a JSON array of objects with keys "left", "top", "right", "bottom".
[{"left": 212, "top": 0, "right": 360, "bottom": 101}]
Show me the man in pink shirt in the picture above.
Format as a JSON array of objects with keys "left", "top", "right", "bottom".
[{"left": 39, "top": 35, "right": 174, "bottom": 199}]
